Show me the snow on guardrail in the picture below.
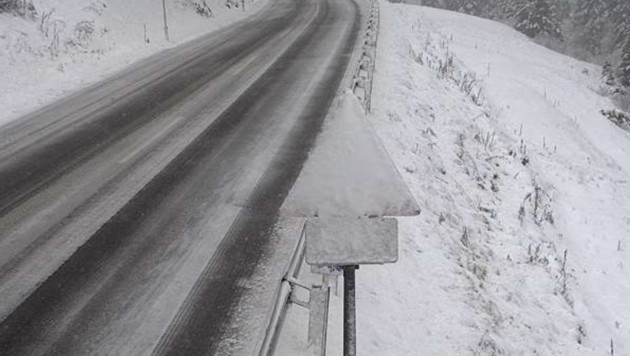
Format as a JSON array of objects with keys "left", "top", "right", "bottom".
[
  {"left": 258, "top": 2, "right": 382, "bottom": 354},
  {"left": 257, "top": 223, "right": 306, "bottom": 356},
  {"left": 351, "top": 0, "right": 379, "bottom": 112}
]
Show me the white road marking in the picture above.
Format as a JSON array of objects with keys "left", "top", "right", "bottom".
[
  {"left": 230, "top": 49, "right": 262, "bottom": 75},
  {"left": 118, "top": 116, "right": 187, "bottom": 164}
]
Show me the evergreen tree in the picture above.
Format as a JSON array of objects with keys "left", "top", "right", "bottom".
[
  {"left": 602, "top": 61, "right": 616, "bottom": 86},
  {"left": 619, "top": 39, "right": 630, "bottom": 87},
  {"left": 443, "top": 0, "right": 463, "bottom": 12},
  {"left": 572, "top": 0, "right": 609, "bottom": 55},
  {"left": 421, "top": 0, "right": 442, "bottom": 8},
  {"left": 554, "top": 0, "right": 572, "bottom": 22},
  {"left": 457, "top": 0, "right": 484, "bottom": 17},
  {"left": 609, "top": 0, "right": 630, "bottom": 48},
  {"left": 514, "top": 0, "right": 562, "bottom": 40},
  {"left": 498, "top": 0, "right": 520, "bottom": 19}
]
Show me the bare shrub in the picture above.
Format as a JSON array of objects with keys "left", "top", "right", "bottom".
[
  {"left": 182, "top": 0, "right": 213, "bottom": 17},
  {"left": 475, "top": 131, "right": 496, "bottom": 152},
  {"left": 527, "top": 243, "right": 549, "bottom": 266},
  {"left": 408, "top": 44, "right": 423, "bottom": 65},
  {"left": 225, "top": 0, "right": 241, "bottom": 10},
  {"left": 0, "top": 0, "right": 19, "bottom": 13},
  {"left": 437, "top": 53, "right": 454, "bottom": 79},
  {"left": 194, "top": 0, "right": 213, "bottom": 17},
  {"left": 519, "top": 185, "right": 554, "bottom": 225},
  {"left": 35, "top": 9, "right": 66, "bottom": 58},
  {"left": 600, "top": 108, "right": 630, "bottom": 130},
  {"left": 473, "top": 330, "right": 505, "bottom": 356},
  {"left": 74, "top": 21, "right": 95, "bottom": 42},
  {"left": 461, "top": 227, "right": 471, "bottom": 248},
  {"left": 48, "top": 24, "right": 61, "bottom": 58},
  {"left": 84, "top": 1, "right": 106, "bottom": 16},
  {"left": 38, "top": 10, "right": 54, "bottom": 36},
  {"left": 0, "top": 0, "right": 36, "bottom": 19},
  {"left": 576, "top": 323, "right": 586, "bottom": 344}
]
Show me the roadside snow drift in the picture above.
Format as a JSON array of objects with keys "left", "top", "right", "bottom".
[
  {"left": 358, "top": 2, "right": 630, "bottom": 356},
  {"left": 0, "top": 0, "right": 266, "bottom": 126}
]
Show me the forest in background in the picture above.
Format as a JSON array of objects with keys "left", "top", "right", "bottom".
[{"left": 420, "top": 0, "right": 630, "bottom": 117}]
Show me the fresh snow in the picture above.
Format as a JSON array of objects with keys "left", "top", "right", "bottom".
[
  {"left": 0, "top": 0, "right": 267, "bottom": 126},
  {"left": 305, "top": 217, "right": 398, "bottom": 265},
  {"left": 282, "top": 92, "right": 419, "bottom": 219},
  {"left": 4, "top": 1, "right": 630, "bottom": 355},
  {"left": 280, "top": 2, "right": 630, "bottom": 356},
  {"left": 359, "top": 3, "right": 630, "bottom": 355}
]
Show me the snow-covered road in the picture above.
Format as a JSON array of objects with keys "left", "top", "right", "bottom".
[{"left": 0, "top": 0, "right": 359, "bottom": 353}]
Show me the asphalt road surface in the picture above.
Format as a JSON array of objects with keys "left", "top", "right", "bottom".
[{"left": 0, "top": 0, "right": 359, "bottom": 353}]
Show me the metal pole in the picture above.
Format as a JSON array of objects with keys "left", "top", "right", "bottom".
[
  {"left": 343, "top": 265, "right": 357, "bottom": 356},
  {"left": 162, "top": 0, "right": 170, "bottom": 41}
]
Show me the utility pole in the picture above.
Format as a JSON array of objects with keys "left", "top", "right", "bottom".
[{"left": 162, "top": 0, "right": 170, "bottom": 41}]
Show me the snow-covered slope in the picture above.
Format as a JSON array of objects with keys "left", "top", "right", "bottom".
[
  {"left": 0, "top": 0, "right": 266, "bottom": 126},
  {"left": 358, "top": 2, "right": 630, "bottom": 355}
]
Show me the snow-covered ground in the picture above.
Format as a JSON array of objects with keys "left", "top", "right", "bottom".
[
  {"left": 280, "top": 2, "right": 630, "bottom": 356},
  {"left": 360, "top": 3, "right": 630, "bottom": 355},
  {"left": 0, "top": 0, "right": 266, "bottom": 126}
]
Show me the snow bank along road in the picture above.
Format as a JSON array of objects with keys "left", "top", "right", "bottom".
[{"left": 0, "top": 0, "right": 359, "bottom": 353}]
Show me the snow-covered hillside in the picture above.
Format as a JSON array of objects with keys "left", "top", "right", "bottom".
[
  {"left": 356, "top": 2, "right": 630, "bottom": 355},
  {"left": 0, "top": 0, "right": 266, "bottom": 126}
]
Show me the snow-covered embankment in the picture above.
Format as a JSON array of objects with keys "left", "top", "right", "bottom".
[
  {"left": 361, "top": 2, "right": 630, "bottom": 355},
  {"left": 0, "top": 0, "right": 267, "bottom": 126}
]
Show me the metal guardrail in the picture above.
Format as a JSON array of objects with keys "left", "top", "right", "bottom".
[
  {"left": 351, "top": 0, "right": 380, "bottom": 113},
  {"left": 258, "top": 222, "right": 307, "bottom": 356},
  {"left": 258, "top": 1, "right": 381, "bottom": 354}
]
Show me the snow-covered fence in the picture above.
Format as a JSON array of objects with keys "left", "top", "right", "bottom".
[{"left": 351, "top": 0, "right": 380, "bottom": 113}]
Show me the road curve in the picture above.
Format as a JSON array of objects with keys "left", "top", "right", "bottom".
[{"left": 0, "top": 0, "right": 360, "bottom": 353}]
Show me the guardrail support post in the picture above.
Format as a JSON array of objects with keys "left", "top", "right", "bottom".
[{"left": 308, "top": 285, "right": 330, "bottom": 356}]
